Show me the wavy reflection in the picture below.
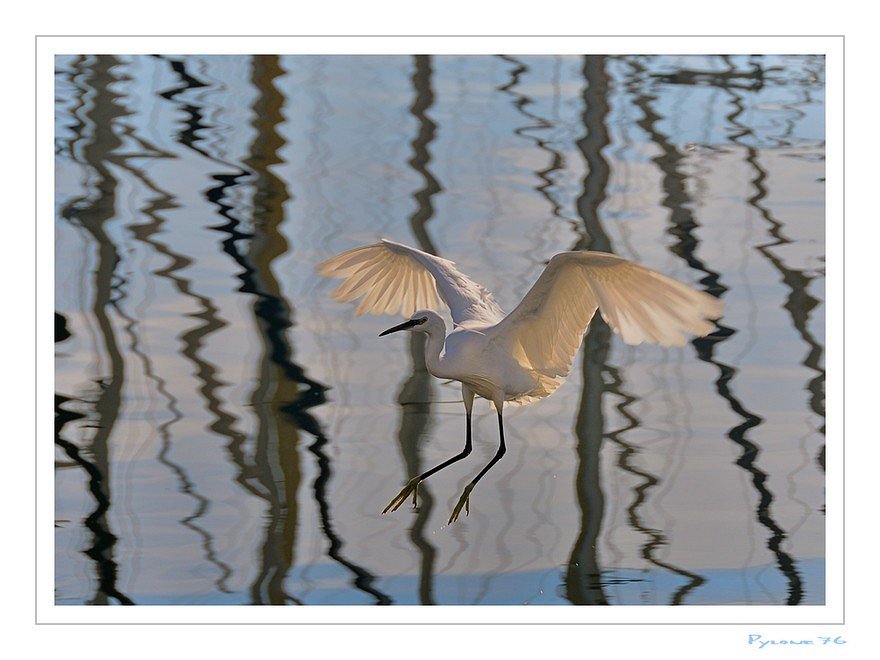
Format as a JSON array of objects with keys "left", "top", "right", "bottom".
[
  {"left": 569, "top": 56, "right": 710, "bottom": 605},
  {"left": 67, "top": 54, "right": 244, "bottom": 601},
  {"left": 54, "top": 54, "right": 826, "bottom": 606},
  {"left": 238, "top": 54, "right": 305, "bottom": 605},
  {"left": 723, "top": 63, "right": 825, "bottom": 596},
  {"left": 393, "top": 54, "right": 442, "bottom": 604},
  {"left": 56, "top": 54, "right": 132, "bottom": 605},
  {"left": 407, "top": 55, "right": 441, "bottom": 256},
  {"left": 55, "top": 396, "right": 134, "bottom": 605},
  {"left": 104, "top": 60, "right": 246, "bottom": 595},
  {"left": 604, "top": 366, "right": 707, "bottom": 603},
  {"left": 154, "top": 55, "right": 212, "bottom": 158},
  {"left": 627, "top": 56, "right": 803, "bottom": 604},
  {"left": 717, "top": 59, "right": 806, "bottom": 604},
  {"left": 117, "top": 88, "right": 291, "bottom": 588},
  {"left": 120, "top": 185, "right": 228, "bottom": 597},
  {"left": 722, "top": 61, "right": 826, "bottom": 467},
  {"left": 121, "top": 300, "right": 235, "bottom": 593},
  {"left": 650, "top": 60, "right": 772, "bottom": 92},
  {"left": 152, "top": 53, "right": 390, "bottom": 604},
  {"left": 121, "top": 56, "right": 261, "bottom": 596},
  {"left": 564, "top": 55, "right": 612, "bottom": 605},
  {"left": 497, "top": 55, "right": 571, "bottom": 227},
  {"left": 245, "top": 55, "right": 390, "bottom": 605},
  {"left": 495, "top": 53, "right": 568, "bottom": 587}
]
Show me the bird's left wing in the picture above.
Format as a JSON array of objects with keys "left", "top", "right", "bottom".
[
  {"left": 490, "top": 251, "right": 723, "bottom": 379},
  {"left": 315, "top": 239, "right": 505, "bottom": 326}
]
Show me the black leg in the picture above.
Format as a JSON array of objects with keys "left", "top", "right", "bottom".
[
  {"left": 420, "top": 412, "right": 473, "bottom": 481},
  {"left": 448, "top": 410, "right": 507, "bottom": 523},
  {"left": 382, "top": 411, "right": 473, "bottom": 514}
]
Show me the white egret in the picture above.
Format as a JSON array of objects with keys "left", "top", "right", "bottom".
[{"left": 316, "top": 239, "right": 722, "bottom": 524}]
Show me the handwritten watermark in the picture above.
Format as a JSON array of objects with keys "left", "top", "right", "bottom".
[{"left": 748, "top": 634, "right": 847, "bottom": 649}]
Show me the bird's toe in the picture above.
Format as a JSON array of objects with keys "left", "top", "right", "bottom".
[
  {"left": 381, "top": 477, "right": 421, "bottom": 514},
  {"left": 447, "top": 484, "right": 474, "bottom": 524}
]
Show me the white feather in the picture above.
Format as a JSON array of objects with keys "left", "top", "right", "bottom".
[
  {"left": 317, "top": 242, "right": 722, "bottom": 406},
  {"left": 318, "top": 241, "right": 723, "bottom": 520},
  {"left": 489, "top": 251, "right": 723, "bottom": 383},
  {"left": 316, "top": 239, "right": 506, "bottom": 326}
]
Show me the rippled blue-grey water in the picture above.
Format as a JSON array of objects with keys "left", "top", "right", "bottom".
[{"left": 54, "top": 54, "right": 825, "bottom": 605}]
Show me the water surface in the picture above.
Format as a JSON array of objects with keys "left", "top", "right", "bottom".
[{"left": 54, "top": 54, "right": 825, "bottom": 605}]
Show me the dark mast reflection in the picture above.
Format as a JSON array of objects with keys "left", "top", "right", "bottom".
[
  {"left": 103, "top": 60, "right": 238, "bottom": 594},
  {"left": 151, "top": 54, "right": 300, "bottom": 598},
  {"left": 243, "top": 55, "right": 391, "bottom": 605},
  {"left": 155, "top": 55, "right": 212, "bottom": 159},
  {"left": 594, "top": 57, "right": 708, "bottom": 604},
  {"left": 724, "top": 56, "right": 823, "bottom": 590},
  {"left": 721, "top": 58, "right": 825, "bottom": 472},
  {"left": 496, "top": 55, "right": 571, "bottom": 226},
  {"left": 150, "top": 54, "right": 274, "bottom": 541},
  {"left": 242, "top": 54, "right": 304, "bottom": 605},
  {"left": 565, "top": 55, "right": 612, "bottom": 605},
  {"left": 154, "top": 54, "right": 390, "bottom": 604},
  {"left": 568, "top": 56, "right": 707, "bottom": 605},
  {"left": 152, "top": 55, "right": 268, "bottom": 507},
  {"left": 627, "top": 55, "right": 802, "bottom": 604},
  {"left": 716, "top": 56, "right": 805, "bottom": 605},
  {"left": 56, "top": 55, "right": 133, "bottom": 605},
  {"left": 494, "top": 54, "right": 569, "bottom": 590},
  {"left": 395, "top": 53, "right": 441, "bottom": 604},
  {"left": 121, "top": 300, "right": 236, "bottom": 593}
]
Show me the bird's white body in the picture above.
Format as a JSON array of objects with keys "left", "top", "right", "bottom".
[
  {"left": 422, "top": 321, "right": 538, "bottom": 408},
  {"left": 316, "top": 238, "right": 723, "bottom": 521},
  {"left": 317, "top": 238, "right": 722, "bottom": 409}
]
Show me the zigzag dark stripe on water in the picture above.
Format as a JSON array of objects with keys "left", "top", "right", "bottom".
[
  {"left": 74, "top": 58, "right": 248, "bottom": 593},
  {"left": 721, "top": 57, "right": 825, "bottom": 468},
  {"left": 151, "top": 54, "right": 392, "bottom": 604},
  {"left": 57, "top": 55, "right": 132, "bottom": 606},
  {"left": 398, "top": 54, "right": 441, "bottom": 605},
  {"left": 496, "top": 55, "right": 571, "bottom": 226},
  {"left": 565, "top": 56, "right": 707, "bottom": 604},
  {"left": 626, "top": 55, "right": 803, "bottom": 605},
  {"left": 603, "top": 367, "right": 707, "bottom": 604},
  {"left": 566, "top": 55, "right": 614, "bottom": 606},
  {"left": 720, "top": 58, "right": 811, "bottom": 602},
  {"left": 55, "top": 395, "right": 135, "bottom": 605},
  {"left": 152, "top": 55, "right": 213, "bottom": 160},
  {"left": 495, "top": 53, "right": 595, "bottom": 599},
  {"left": 407, "top": 55, "right": 442, "bottom": 256},
  {"left": 116, "top": 201, "right": 237, "bottom": 592}
]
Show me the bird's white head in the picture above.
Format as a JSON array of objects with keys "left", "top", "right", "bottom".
[{"left": 378, "top": 309, "right": 445, "bottom": 338}]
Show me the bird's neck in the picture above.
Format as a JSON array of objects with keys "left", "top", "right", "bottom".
[{"left": 423, "top": 329, "right": 448, "bottom": 379}]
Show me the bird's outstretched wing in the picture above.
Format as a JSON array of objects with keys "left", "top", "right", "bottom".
[
  {"left": 315, "top": 239, "right": 505, "bottom": 326},
  {"left": 491, "top": 251, "right": 723, "bottom": 379}
]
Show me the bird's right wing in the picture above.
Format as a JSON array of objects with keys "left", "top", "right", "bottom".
[
  {"left": 315, "top": 239, "right": 506, "bottom": 326},
  {"left": 491, "top": 251, "right": 723, "bottom": 378}
]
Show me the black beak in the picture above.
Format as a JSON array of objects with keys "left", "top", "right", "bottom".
[{"left": 379, "top": 319, "right": 420, "bottom": 337}]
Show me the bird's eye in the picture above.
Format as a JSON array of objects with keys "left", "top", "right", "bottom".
[{"left": 418, "top": 317, "right": 428, "bottom": 324}]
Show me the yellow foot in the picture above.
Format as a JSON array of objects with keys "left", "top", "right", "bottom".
[
  {"left": 448, "top": 484, "right": 474, "bottom": 524},
  {"left": 382, "top": 477, "right": 421, "bottom": 514}
]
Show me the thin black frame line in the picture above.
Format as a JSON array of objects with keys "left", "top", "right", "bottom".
[{"left": 39, "top": 39, "right": 842, "bottom": 625}]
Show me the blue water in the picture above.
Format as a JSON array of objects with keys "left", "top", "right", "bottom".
[{"left": 54, "top": 54, "right": 825, "bottom": 605}]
